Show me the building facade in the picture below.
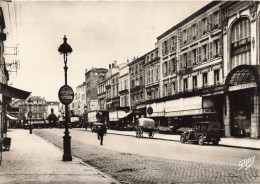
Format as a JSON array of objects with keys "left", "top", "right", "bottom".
[
  {"left": 129, "top": 56, "right": 146, "bottom": 122},
  {"left": 46, "top": 101, "right": 60, "bottom": 117},
  {"left": 18, "top": 96, "right": 47, "bottom": 127},
  {"left": 85, "top": 67, "right": 107, "bottom": 111},
  {"left": 119, "top": 62, "right": 130, "bottom": 109},
  {"left": 220, "top": 1, "right": 260, "bottom": 138},
  {"left": 0, "top": 5, "right": 30, "bottom": 138},
  {"left": 71, "top": 82, "right": 86, "bottom": 116},
  {"left": 82, "top": 1, "right": 260, "bottom": 138},
  {"left": 97, "top": 77, "right": 106, "bottom": 110},
  {"left": 140, "top": 0, "right": 260, "bottom": 138},
  {"left": 144, "top": 48, "right": 163, "bottom": 124}
]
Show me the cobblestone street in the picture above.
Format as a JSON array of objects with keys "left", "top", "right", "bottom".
[{"left": 34, "top": 129, "right": 260, "bottom": 184}]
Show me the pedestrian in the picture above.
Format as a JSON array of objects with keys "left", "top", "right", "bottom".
[{"left": 97, "top": 124, "right": 107, "bottom": 145}]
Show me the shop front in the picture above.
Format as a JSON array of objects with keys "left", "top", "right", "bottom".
[
  {"left": 164, "top": 96, "right": 217, "bottom": 132},
  {"left": 146, "top": 102, "right": 165, "bottom": 127},
  {"left": 0, "top": 83, "right": 31, "bottom": 138},
  {"left": 132, "top": 104, "right": 146, "bottom": 123},
  {"left": 224, "top": 65, "right": 260, "bottom": 138},
  {"left": 108, "top": 110, "right": 127, "bottom": 129}
]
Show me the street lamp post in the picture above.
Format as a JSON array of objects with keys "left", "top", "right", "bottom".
[
  {"left": 28, "top": 98, "right": 33, "bottom": 134},
  {"left": 58, "top": 35, "right": 73, "bottom": 161}
]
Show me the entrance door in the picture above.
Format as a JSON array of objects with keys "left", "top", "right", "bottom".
[{"left": 230, "top": 90, "right": 251, "bottom": 137}]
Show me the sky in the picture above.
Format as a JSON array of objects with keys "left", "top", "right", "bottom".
[{"left": 1, "top": 0, "right": 209, "bottom": 101}]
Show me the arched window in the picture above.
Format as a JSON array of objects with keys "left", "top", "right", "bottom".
[{"left": 230, "top": 18, "right": 251, "bottom": 70}]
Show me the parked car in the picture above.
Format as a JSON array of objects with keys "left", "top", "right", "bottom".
[
  {"left": 70, "top": 116, "right": 81, "bottom": 128},
  {"left": 180, "top": 121, "right": 221, "bottom": 145},
  {"left": 176, "top": 127, "right": 192, "bottom": 134},
  {"left": 90, "top": 122, "right": 104, "bottom": 133}
]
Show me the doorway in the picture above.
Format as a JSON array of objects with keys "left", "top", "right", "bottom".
[{"left": 230, "top": 89, "right": 251, "bottom": 137}]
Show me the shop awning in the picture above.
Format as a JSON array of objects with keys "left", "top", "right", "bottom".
[
  {"left": 120, "top": 110, "right": 133, "bottom": 119},
  {"left": 0, "top": 83, "right": 31, "bottom": 99},
  {"left": 6, "top": 114, "right": 18, "bottom": 120},
  {"left": 109, "top": 110, "right": 127, "bottom": 121},
  {"left": 165, "top": 109, "right": 216, "bottom": 117}
]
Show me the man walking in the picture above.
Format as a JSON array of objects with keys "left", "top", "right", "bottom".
[{"left": 97, "top": 124, "right": 107, "bottom": 145}]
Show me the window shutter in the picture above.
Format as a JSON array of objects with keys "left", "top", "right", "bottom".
[
  {"left": 163, "top": 62, "right": 166, "bottom": 77},
  {"left": 213, "top": 41, "right": 216, "bottom": 57},
  {"left": 219, "top": 38, "right": 222, "bottom": 56},
  {"left": 180, "top": 55, "right": 183, "bottom": 69},
  {"left": 162, "top": 43, "right": 165, "bottom": 56},
  {"left": 210, "top": 42, "right": 213, "bottom": 59},
  {"left": 196, "top": 22, "right": 199, "bottom": 38},
  {"left": 167, "top": 60, "right": 170, "bottom": 75},
  {"left": 206, "top": 44, "right": 209, "bottom": 60},
  {"left": 188, "top": 52, "right": 191, "bottom": 66},
  {"left": 167, "top": 39, "right": 171, "bottom": 53},
  {"left": 168, "top": 82, "right": 171, "bottom": 94}
]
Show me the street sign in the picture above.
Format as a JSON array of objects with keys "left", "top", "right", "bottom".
[
  {"left": 28, "top": 111, "right": 32, "bottom": 118},
  {"left": 147, "top": 107, "right": 153, "bottom": 115},
  {"left": 58, "top": 85, "right": 74, "bottom": 105}
]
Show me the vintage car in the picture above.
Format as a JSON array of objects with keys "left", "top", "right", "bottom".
[
  {"left": 90, "top": 122, "right": 104, "bottom": 133},
  {"left": 180, "top": 121, "right": 221, "bottom": 145}
]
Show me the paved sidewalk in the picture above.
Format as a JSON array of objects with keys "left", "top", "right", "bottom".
[
  {"left": 0, "top": 129, "right": 118, "bottom": 184},
  {"left": 106, "top": 129, "right": 260, "bottom": 150}
]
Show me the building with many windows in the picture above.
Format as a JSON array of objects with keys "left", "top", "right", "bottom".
[
  {"left": 86, "top": 1, "right": 260, "bottom": 138},
  {"left": 119, "top": 62, "right": 130, "bottom": 109},
  {"left": 143, "top": 0, "right": 259, "bottom": 138},
  {"left": 85, "top": 67, "right": 107, "bottom": 111},
  {"left": 118, "top": 62, "right": 131, "bottom": 128},
  {"left": 220, "top": 1, "right": 259, "bottom": 138},
  {"left": 18, "top": 96, "right": 47, "bottom": 127},
  {"left": 144, "top": 48, "right": 163, "bottom": 124},
  {"left": 71, "top": 82, "right": 86, "bottom": 116},
  {"left": 129, "top": 56, "right": 146, "bottom": 122},
  {"left": 97, "top": 77, "right": 106, "bottom": 111}
]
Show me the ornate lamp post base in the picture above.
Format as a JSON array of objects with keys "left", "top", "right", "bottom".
[{"left": 62, "top": 133, "right": 72, "bottom": 161}]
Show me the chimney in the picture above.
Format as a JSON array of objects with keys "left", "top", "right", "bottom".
[
  {"left": 127, "top": 58, "right": 129, "bottom": 63},
  {"left": 114, "top": 60, "right": 117, "bottom": 67},
  {"left": 112, "top": 63, "right": 114, "bottom": 68},
  {"left": 109, "top": 64, "right": 111, "bottom": 69}
]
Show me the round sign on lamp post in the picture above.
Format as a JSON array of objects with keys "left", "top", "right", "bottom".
[
  {"left": 147, "top": 107, "right": 153, "bottom": 115},
  {"left": 28, "top": 111, "right": 32, "bottom": 118},
  {"left": 58, "top": 85, "right": 74, "bottom": 105}
]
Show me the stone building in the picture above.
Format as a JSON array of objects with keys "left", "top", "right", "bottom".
[
  {"left": 220, "top": 1, "right": 260, "bottom": 138},
  {"left": 128, "top": 56, "right": 146, "bottom": 122},
  {"left": 18, "top": 96, "right": 47, "bottom": 128},
  {"left": 143, "top": 0, "right": 259, "bottom": 138},
  {"left": 144, "top": 48, "right": 162, "bottom": 123},
  {"left": 156, "top": 1, "right": 223, "bottom": 131},
  {"left": 85, "top": 67, "right": 107, "bottom": 111},
  {"left": 71, "top": 82, "right": 86, "bottom": 116}
]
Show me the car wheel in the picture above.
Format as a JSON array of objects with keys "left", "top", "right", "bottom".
[
  {"left": 180, "top": 135, "right": 185, "bottom": 143},
  {"left": 198, "top": 136, "right": 204, "bottom": 145},
  {"left": 213, "top": 140, "right": 219, "bottom": 145}
]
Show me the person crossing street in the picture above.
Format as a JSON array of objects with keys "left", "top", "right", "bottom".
[{"left": 97, "top": 124, "right": 107, "bottom": 145}]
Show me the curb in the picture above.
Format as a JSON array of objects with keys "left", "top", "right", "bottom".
[
  {"left": 100, "top": 130, "right": 260, "bottom": 151},
  {"left": 34, "top": 131, "right": 120, "bottom": 184}
]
